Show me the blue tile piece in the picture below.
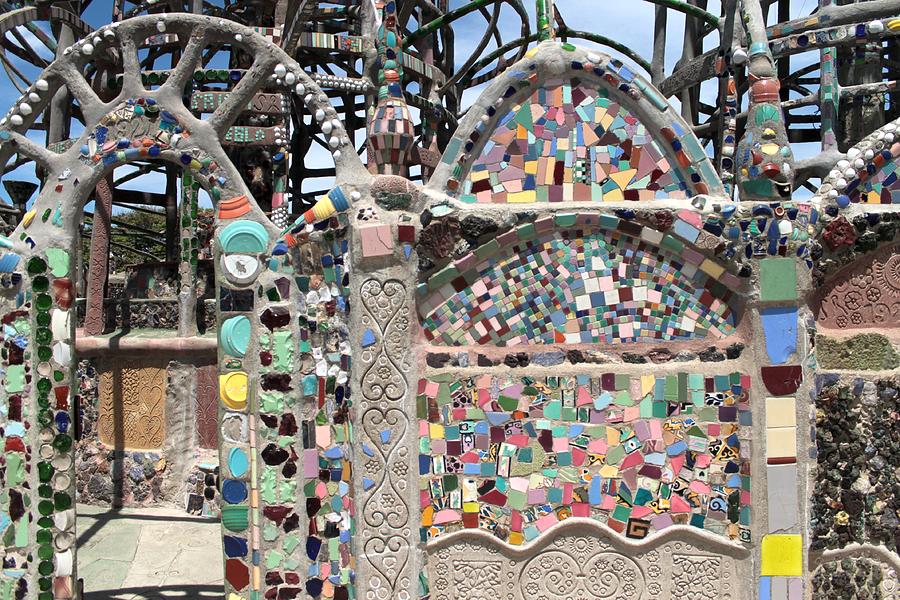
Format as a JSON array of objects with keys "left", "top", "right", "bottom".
[
  {"left": 760, "top": 307, "right": 798, "bottom": 365},
  {"left": 759, "top": 577, "right": 772, "bottom": 600}
]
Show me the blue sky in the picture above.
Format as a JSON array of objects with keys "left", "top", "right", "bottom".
[{"left": 1, "top": 0, "right": 824, "bottom": 210}]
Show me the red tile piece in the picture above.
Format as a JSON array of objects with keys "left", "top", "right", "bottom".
[{"left": 760, "top": 365, "right": 803, "bottom": 396}]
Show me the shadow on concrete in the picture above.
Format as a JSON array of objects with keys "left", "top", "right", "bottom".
[
  {"left": 76, "top": 509, "right": 219, "bottom": 548},
  {"left": 84, "top": 584, "right": 224, "bottom": 599}
]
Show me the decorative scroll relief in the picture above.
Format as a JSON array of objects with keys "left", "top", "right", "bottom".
[
  {"left": 195, "top": 364, "right": 217, "bottom": 450},
  {"left": 358, "top": 278, "right": 415, "bottom": 600},
  {"left": 97, "top": 361, "right": 167, "bottom": 449},
  {"left": 427, "top": 526, "right": 749, "bottom": 600},
  {"left": 816, "top": 243, "right": 900, "bottom": 329}
]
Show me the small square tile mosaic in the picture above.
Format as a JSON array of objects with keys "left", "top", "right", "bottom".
[
  {"left": 417, "top": 372, "right": 752, "bottom": 545},
  {"left": 460, "top": 82, "right": 689, "bottom": 203},
  {"left": 420, "top": 227, "right": 736, "bottom": 345}
]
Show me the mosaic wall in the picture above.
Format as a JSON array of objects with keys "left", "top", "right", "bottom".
[
  {"left": 2, "top": 10, "right": 900, "bottom": 600},
  {"left": 460, "top": 82, "right": 690, "bottom": 203},
  {"left": 419, "top": 218, "right": 737, "bottom": 346},
  {"left": 417, "top": 372, "right": 752, "bottom": 545}
]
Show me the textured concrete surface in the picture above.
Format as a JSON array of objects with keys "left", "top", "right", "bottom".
[{"left": 76, "top": 504, "right": 223, "bottom": 599}]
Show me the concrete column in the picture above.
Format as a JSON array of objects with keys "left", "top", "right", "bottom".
[
  {"left": 351, "top": 221, "right": 420, "bottom": 600},
  {"left": 84, "top": 177, "right": 113, "bottom": 336}
]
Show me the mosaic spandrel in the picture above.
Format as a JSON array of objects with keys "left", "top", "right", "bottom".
[{"left": 460, "top": 81, "right": 690, "bottom": 203}]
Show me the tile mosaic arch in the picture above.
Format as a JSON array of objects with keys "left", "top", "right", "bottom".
[
  {"left": 430, "top": 41, "right": 725, "bottom": 201},
  {"left": 461, "top": 82, "right": 691, "bottom": 203},
  {"left": 418, "top": 213, "right": 741, "bottom": 346}
]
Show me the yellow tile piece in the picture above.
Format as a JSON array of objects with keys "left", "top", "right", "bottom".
[
  {"left": 603, "top": 188, "right": 625, "bottom": 201},
  {"left": 508, "top": 191, "right": 536, "bottom": 203},
  {"left": 609, "top": 169, "right": 637, "bottom": 190},
  {"left": 599, "top": 465, "right": 619, "bottom": 478},
  {"left": 606, "top": 426, "right": 621, "bottom": 446},
  {"left": 766, "top": 426, "right": 797, "bottom": 459},
  {"left": 699, "top": 258, "right": 726, "bottom": 279},
  {"left": 760, "top": 534, "right": 803, "bottom": 576},
  {"left": 766, "top": 397, "right": 796, "bottom": 428}
]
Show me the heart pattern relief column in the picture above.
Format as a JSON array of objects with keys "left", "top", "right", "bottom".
[{"left": 354, "top": 274, "right": 418, "bottom": 600}]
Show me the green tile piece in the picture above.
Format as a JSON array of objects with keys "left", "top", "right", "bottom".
[{"left": 759, "top": 258, "right": 798, "bottom": 301}]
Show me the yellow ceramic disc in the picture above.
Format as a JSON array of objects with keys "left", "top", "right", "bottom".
[{"left": 219, "top": 372, "right": 249, "bottom": 410}]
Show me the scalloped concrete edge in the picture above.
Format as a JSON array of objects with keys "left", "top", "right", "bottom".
[{"left": 426, "top": 517, "right": 753, "bottom": 559}]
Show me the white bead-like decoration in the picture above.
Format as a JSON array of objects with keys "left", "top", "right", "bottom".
[{"left": 868, "top": 20, "right": 885, "bottom": 34}]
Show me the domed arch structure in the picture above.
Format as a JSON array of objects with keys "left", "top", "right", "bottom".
[{"left": 427, "top": 41, "right": 726, "bottom": 203}]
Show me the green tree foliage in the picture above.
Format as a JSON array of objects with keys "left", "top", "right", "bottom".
[{"left": 82, "top": 208, "right": 215, "bottom": 273}]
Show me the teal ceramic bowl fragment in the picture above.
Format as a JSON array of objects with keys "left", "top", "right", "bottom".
[
  {"left": 221, "top": 315, "right": 251, "bottom": 357},
  {"left": 219, "top": 220, "right": 269, "bottom": 254}
]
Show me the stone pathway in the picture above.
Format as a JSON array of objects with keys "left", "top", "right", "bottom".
[{"left": 76, "top": 504, "right": 224, "bottom": 599}]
